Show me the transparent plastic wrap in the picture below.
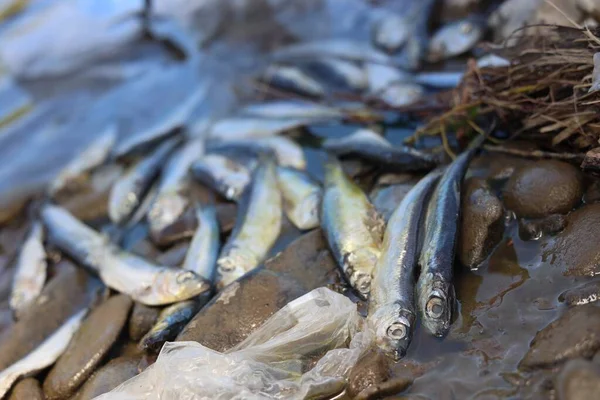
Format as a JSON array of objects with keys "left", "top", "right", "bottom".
[{"left": 96, "top": 287, "right": 372, "bottom": 400}]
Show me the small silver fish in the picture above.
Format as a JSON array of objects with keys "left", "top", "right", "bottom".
[
  {"left": 276, "top": 167, "right": 321, "bottom": 230},
  {"left": 365, "top": 63, "right": 413, "bottom": 95},
  {"left": 0, "top": 309, "right": 86, "bottom": 398},
  {"left": 42, "top": 205, "right": 210, "bottom": 306},
  {"left": 300, "top": 58, "right": 368, "bottom": 91},
  {"left": 182, "top": 204, "right": 220, "bottom": 282},
  {"left": 191, "top": 154, "right": 251, "bottom": 202},
  {"left": 476, "top": 54, "right": 510, "bottom": 68},
  {"left": 428, "top": 17, "right": 486, "bottom": 62},
  {"left": 209, "top": 136, "right": 306, "bottom": 170},
  {"left": 403, "top": 0, "right": 437, "bottom": 69},
  {"left": 0, "top": 72, "right": 32, "bottom": 129},
  {"left": 414, "top": 71, "right": 464, "bottom": 89},
  {"left": 323, "top": 128, "right": 436, "bottom": 172},
  {"left": 109, "top": 137, "right": 179, "bottom": 225},
  {"left": 417, "top": 138, "right": 483, "bottom": 337},
  {"left": 321, "top": 157, "right": 384, "bottom": 299},
  {"left": 215, "top": 157, "right": 282, "bottom": 289},
  {"left": 379, "top": 81, "right": 423, "bottom": 107},
  {"left": 139, "top": 300, "right": 200, "bottom": 352},
  {"left": 148, "top": 138, "right": 204, "bottom": 240},
  {"left": 208, "top": 117, "right": 309, "bottom": 141},
  {"left": 271, "top": 39, "right": 390, "bottom": 64},
  {"left": 239, "top": 100, "right": 343, "bottom": 120},
  {"left": 262, "top": 64, "right": 326, "bottom": 98},
  {"left": 368, "top": 170, "right": 442, "bottom": 360},
  {"left": 48, "top": 127, "right": 117, "bottom": 196},
  {"left": 372, "top": 13, "right": 410, "bottom": 53},
  {"left": 10, "top": 222, "right": 47, "bottom": 318}
]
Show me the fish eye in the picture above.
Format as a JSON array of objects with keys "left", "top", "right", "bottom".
[
  {"left": 387, "top": 322, "right": 407, "bottom": 340},
  {"left": 176, "top": 271, "right": 196, "bottom": 284},
  {"left": 426, "top": 296, "right": 444, "bottom": 319}
]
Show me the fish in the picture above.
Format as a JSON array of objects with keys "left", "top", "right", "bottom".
[
  {"left": 147, "top": 138, "right": 204, "bottom": 241},
  {"left": 321, "top": 156, "right": 384, "bottom": 299},
  {"left": 9, "top": 222, "right": 47, "bottom": 319},
  {"left": 299, "top": 58, "right": 368, "bottom": 91},
  {"left": 414, "top": 71, "right": 464, "bottom": 89},
  {"left": 416, "top": 138, "right": 484, "bottom": 337},
  {"left": 372, "top": 13, "right": 410, "bottom": 53},
  {"left": 403, "top": 0, "right": 437, "bottom": 69},
  {"left": 41, "top": 205, "right": 211, "bottom": 306},
  {"left": 323, "top": 128, "right": 436, "bottom": 172},
  {"left": 365, "top": 63, "right": 413, "bottom": 95},
  {"left": 182, "top": 204, "right": 220, "bottom": 282},
  {"left": 0, "top": 72, "right": 32, "bottom": 130},
  {"left": 378, "top": 81, "right": 423, "bottom": 107},
  {"left": 108, "top": 137, "right": 179, "bottom": 225},
  {"left": 215, "top": 157, "right": 282, "bottom": 289},
  {"left": 208, "top": 117, "right": 310, "bottom": 141},
  {"left": 239, "top": 100, "right": 343, "bottom": 120},
  {"left": 476, "top": 54, "right": 510, "bottom": 68},
  {"left": 428, "top": 17, "right": 486, "bottom": 62},
  {"left": 48, "top": 127, "right": 117, "bottom": 196},
  {"left": 139, "top": 300, "right": 200, "bottom": 352},
  {"left": 271, "top": 38, "right": 390, "bottom": 64},
  {"left": 208, "top": 136, "right": 306, "bottom": 170},
  {"left": 262, "top": 64, "right": 326, "bottom": 98},
  {"left": 368, "top": 169, "right": 442, "bottom": 360},
  {"left": 0, "top": 309, "right": 86, "bottom": 399},
  {"left": 190, "top": 154, "right": 251, "bottom": 202},
  {"left": 276, "top": 167, "right": 322, "bottom": 230}
]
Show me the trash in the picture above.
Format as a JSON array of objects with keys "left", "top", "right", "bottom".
[{"left": 97, "top": 287, "right": 371, "bottom": 400}]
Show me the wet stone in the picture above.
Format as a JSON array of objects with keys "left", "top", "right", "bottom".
[
  {"left": 555, "top": 359, "right": 600, "bottom": 400},
  {"left": 7, "top": 378, "right": 43, "bottom": 400},
  {"left": 72, "top": 355, "right": 143, "bottom": 400},
  {"left": 503, "top": 160, "right": 583, "bottom": 218},
  {"left": 177, "top": 229, "right": 338, "bottom": 352},
  {"left": 128, "top": 302, "right": 160, "bottom": 341},
  {"left": 583, "top": 180, "right": 600, "bottom": 204},
  {"left": 559, "top": 280, "right": 600, "bottom": 306},
  {"left": 519, "top": 303, "right": 600, "bottom": 370},
  {"left": 542, "top": 204, "right": 600, "bottom": 277},
  {"left": 43, "top": 294, "right": 133, "bottom": 399},
  {"left": 0, "top": 260, "right": 104, "bottom": 370},
  {"left": 347, "top": 347, "right": 392, "bottom": 398},
  {"left": 518, "top": 214, "right": 567, "bottom": 241},
  {"left": 459, "top": 178, "right": 505, "bottom": 269},
  {"left": 369, "top": 178, "right": 419, "bottom": 222}
]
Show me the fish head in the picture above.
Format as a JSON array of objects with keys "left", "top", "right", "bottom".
[
  {"left": 215, "top": 250, "right": 255, "bottom": 290},
  {"left": 293, "top": 191, "right": 321, "bottom": 229},
  {"left": 369, "top": 302, "right": 415, "bottom": 361},
  {"left": 148, "top": 191, "right": 189, "bottom": 235},
  {"left": 417, "top": 273, "right": 455, "bottom": 337},
  {"left": 157, "top": 270, "right": 210, "bottom": 302}
]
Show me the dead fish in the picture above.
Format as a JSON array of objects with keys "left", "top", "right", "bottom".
[
  {"left": 428, "top": 17, "right": 486, "bottom": 62},
  {"left": 10, "top": 222, "right": 47, "bottom": 319},
  {"left": 215, "top": 157, "right": 282, "bottom": 289},
  {"left": 139, "top": 300, "right": 200, "bottom": 352},
  {"left": 182, "top": 204, "right": 220, "bottom": 282},
  {"left": 365, "top": 63, "right": 413, "bottom": 95},
  {"left": 109, "top": 137, "right": 179, "bottom": 225},
  {"left": 191, "top": 154, "right": 251, "bottom": 202},
  {"left": 321, "top": 156, "right": 384, "bottom": 299},
  {"left": 262, "top": 64, "right": 326, "bottom": 98},
  {"left": 299, "top": 58, "right": 368, "bottom": 91},
  {"left": 147, "top": 138, "right": 204, "bottom": 241},
  {"left": 323, "top": 128, "right": 436, "bottom": 171},
  {"left": 239, "top": 100, "right": 342, "bottom": 120},
  {"left": 404, "top": 0, "right": 437, "bottom": 69},
  {"left": 48, "top": 127, "right": 117, "bottom": 196},
  {"left": 372, "top": 13, "right": 410, "bottom": 53},
  {"left": 476, "top": 54, "right": 510, "bottom": 68},
  {"left": 589, "top": 52, "right": 600, "bottom": 93},
  {"left": 276, "top": 167, "right": 321, "bottom": 230},
  {"left": 42, "top": 205, "right": 211, "bottom": 306},
  {"left": 0, "top": 309, "right": 86, "bottom": 399},
  {"left": 368, "top": 170, "right": 442, "bottom": 360},
  {"left": 417, "top": 138, "right": 483, "bottom": 337},
  {"left": 414, "top": 71, "right": 464, "bottom": 89},
  {"left": 378, "top": 82, "right": 423, "bottom": 107},
  {"left": 208, "top": 117, "right": 309, "bottom": 141},
  {"left": 271, "top": 38, "right": 390, "bottom": 64},
  {"left": 559, "top": 280, "right": 600, "bottom": 306},
  {"left": 208, "top": 136, "right": 306, "bottom": 170}
]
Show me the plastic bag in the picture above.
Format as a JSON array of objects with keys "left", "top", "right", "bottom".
[{"left": 96, "top": 287, "right": 372, "bottom": 400}]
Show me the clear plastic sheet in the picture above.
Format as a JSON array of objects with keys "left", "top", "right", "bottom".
[{"left": 96, "top": 287, "right": 371, "bottom": 400}]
